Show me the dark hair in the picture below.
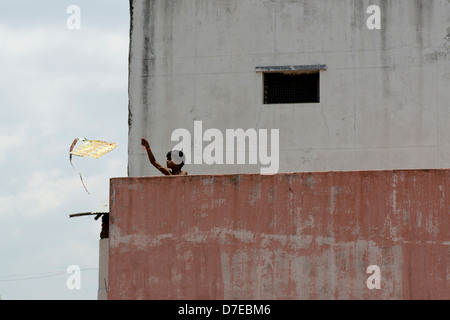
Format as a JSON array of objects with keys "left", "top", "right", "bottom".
[{"left": 166, "top": 150, "right": 185, "bottom": 169}]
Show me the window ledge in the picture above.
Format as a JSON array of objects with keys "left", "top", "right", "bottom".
[{"left": 256, "top": 64, "right": 327, "bottom": 73}]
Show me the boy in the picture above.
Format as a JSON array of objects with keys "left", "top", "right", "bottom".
[{"left": 141, "top": 138, "right": 188, "bottom": 176}]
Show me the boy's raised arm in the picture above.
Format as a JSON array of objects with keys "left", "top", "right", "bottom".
[{"left": 141, "top": 138, "right": 171, "bottom": 175}]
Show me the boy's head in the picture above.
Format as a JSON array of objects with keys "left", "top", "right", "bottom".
[{"left": 166, "top": 150, "right": 185, "bottom": 169}]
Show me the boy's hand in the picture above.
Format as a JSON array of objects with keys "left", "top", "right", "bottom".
[{"left": 141, "top": 138, "right": 150, "bottom": 149}]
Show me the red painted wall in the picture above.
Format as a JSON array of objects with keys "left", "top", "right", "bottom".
[{"left": 108, "top": 170, "right": 449, "bottom": 300}]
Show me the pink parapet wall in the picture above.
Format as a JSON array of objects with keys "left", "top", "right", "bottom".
[{"left": 108, "top": 170, "right": 449, "bottom": 300}]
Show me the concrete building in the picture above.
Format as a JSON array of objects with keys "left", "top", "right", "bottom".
[
  {"left": 108, "top": 170, "right": 449, "bottom": 300},
  {"left": 100, "top": 0, "right": 450, "bottom": 300},
  {"left": 127, "top": 0, "right": 450, "bottom": 176}
]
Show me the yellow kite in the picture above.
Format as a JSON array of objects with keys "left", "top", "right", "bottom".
[{"left": 69, "top": 138, "right": 119, "bottom": 194}]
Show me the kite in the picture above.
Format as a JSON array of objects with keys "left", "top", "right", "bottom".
[{"left": 69, "top": 138, "right": 119, "bottom": 194}]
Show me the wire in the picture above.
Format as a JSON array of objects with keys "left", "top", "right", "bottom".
[
  {"left": 0, "top": 268, "right": 98, "bottom": 282},
  {"left": 0, "top": 270, "right": 63, "bottom": 278},
  {"left": 0, "top": 272, "right": 66, "bottom": 282}
]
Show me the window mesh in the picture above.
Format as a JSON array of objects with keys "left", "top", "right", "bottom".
[{"left": 264, "top": 72, "right": 320, "bottom": 104}]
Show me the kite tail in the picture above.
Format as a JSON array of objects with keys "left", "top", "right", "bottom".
[
  {"left": 79, "top": 173, "right": 91, "bottom": 195},
  {"left": 69, "top": 138, "right": 90, "bottom": 195},
  {"left": 69, "top": 138, "right": 80, "bottom": 170}
]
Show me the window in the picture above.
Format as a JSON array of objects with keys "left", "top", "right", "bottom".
[{"left": 256, "top": 65, "right": 326, "bottom": 104}]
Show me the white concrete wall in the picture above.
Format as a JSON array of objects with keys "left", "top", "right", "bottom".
[
  {"left": 127, "top": 0, "right": 450, "bottom": 176},
  {"left": 97, "top": 238, "right": 109, "bottom": 300}
]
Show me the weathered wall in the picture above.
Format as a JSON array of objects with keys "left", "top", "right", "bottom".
[
  {"left": 108, "top": 170, "right": 449, "bottom": 300},
  {"left": 128, "top": 0, "right": 450, "bottom": 176},
  {"left": 97, "top": 238, "right": 109, "bottom": 300}
]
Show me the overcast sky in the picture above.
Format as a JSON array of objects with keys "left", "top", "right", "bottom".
[{"left": 0, "top": 1, "right": 129, "bottom": 299}]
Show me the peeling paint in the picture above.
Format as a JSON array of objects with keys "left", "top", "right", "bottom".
[{"left": 108, "top": 170, "right": 449, "bottom": 299}]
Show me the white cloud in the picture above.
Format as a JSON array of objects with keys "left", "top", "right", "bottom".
[
  {"left": 0, "top": 25, "right": 128, "bottom": 108},
  {"left": 0, "top": 170, "right": 79, "bottom": 219},
  {"left": 0, "top": 133, "right": 26, "bottom": 162},
  {"left": 0, "top": 2, "right": 129, "bottom": 299},
  {"left": 0, "top": 160, "right": 125, "bottom": 220}
]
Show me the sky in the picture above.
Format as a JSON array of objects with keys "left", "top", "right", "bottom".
[{"left": 0, "top": 1, "right": 130, "bottom": 299}]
